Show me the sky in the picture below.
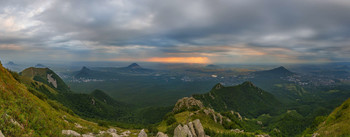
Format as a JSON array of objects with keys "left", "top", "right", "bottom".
[{"left": 0, "top": 0, "right": 350, "bottom": 64}]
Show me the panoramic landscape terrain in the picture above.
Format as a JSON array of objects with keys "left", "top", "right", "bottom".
[{"left": 1, "top": 0, "right": 350, "bottom": 137}]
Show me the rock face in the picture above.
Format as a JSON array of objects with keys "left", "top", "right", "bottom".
[
  {"left": 156, "top": 132, "right": 168, "bottom": 137},
  {"left": 138, "top": 129, "right": 147, "bottom": 137},
  {"left": 193, "top": 119, "right": 205, "bottom": 137},
  {"left": 173, "top": 97, "right": 204, "bottom": 113},
  {"left": 0, "top": 130, "right": 4, "bottom": 137},
  {"left": 174, "top": 125, "right": 192, "bottom": 137},
  {"left": 174, "top": 119, "right": 207, "bottom": 137},
  {"left": 62, "top": 130, "right": 81, "bottom": 136}
]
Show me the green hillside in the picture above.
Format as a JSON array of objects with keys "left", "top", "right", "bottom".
[
  {"left": 313, "top": 98, "right": 350, "bottom": 136},
  {"left": 193, "top": 81, "right": 282, "bottom": 117},
  {"left": 0, "top": 62, "right": 112, "bottom": 136},
  {"left": 18, "top": 67, "right": 132, "bottom": 123},
  {"left": 20, "top": 67, "right": 70, "bottom": 92}
]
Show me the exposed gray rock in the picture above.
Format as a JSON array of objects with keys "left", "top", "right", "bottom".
[
  {"left": 193, "top": 119, "right": 205, "bottom": 137},
  {"left": 256, "top": 134, "right": 270, "bottom": 137},
  {"left": 62, "top": 130, "right": 81, "bottom": 136},
  {"left": 110, "top": 133, "right": 121, "bottom": 137},
  {"left": 231, "top": 129, "right": 244, "bottom": 133},
  {"left": 0, "top": 130, "right": 4, "bottom": 137},
  {"left": 138, "top": 129, "right": 147, "bottom": 137},
  {"left": 183, "top": 125, "right": 193, "bottom": 137},
  {"left": 75, "top": 123, "right": 83, "bottom": 128},
  {"left": 188, "top": 122, "right": 197, "bottom": 137},
  {"left": 82, "top": 133, "right": 94, "bottom": 137},
  {"left": 173, "top": 97, "right": 204, "bottom": 112},
  {"left": 156, "top": 132, "right": 168, "bottom": 137},
  {"left": 47, "top": 74, "right": 57, "bottom": 88},
  {"left": 107, "top": 128, "right": 117, "bottom": 133},
  {"left": 174, "top": 125, "right": 187, "bottom": 137},
  {"left": 121, "top": 130, "right": 131, "bottom": 136},
  {"left": 312, "top": 133, "right": 319, "bottom": 137}
]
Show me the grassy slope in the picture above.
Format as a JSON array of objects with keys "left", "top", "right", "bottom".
[
  {"left": 0, "top": 63, "right": 111, "bottom": 136},
  {"left": 314, "top": 98, "right": 350, "bottom": 136}
]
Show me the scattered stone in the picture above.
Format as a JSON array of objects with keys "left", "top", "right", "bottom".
[
  {"left": 257, "top": 121, "right": 263, "bottom": 125},
  {"left": 91, "top": 98, "right": 95, "bottom": 105},
  {"left": 138, "top": 129, "right": 147, "bottom": 137},
  {"left": 75, "top": 123, "right": 83, "bottom": 128},
  {"left": 62, "top": 130, "right": 81, "bottom": 136},
  {"left": 110, "top": 133, "right": 121, "bottom": 137},
  {"left": 82, "top": 133, "right": 94, "bottom": 137},
  {"left": 193, "top": 119, "right": 205, "bottom": 137},
  {"left": 0, "top": 130, "right": 4, "bottom": 137},
  {"left": 256, "top": 134, "right": 270, "bottom": 137},
  {"left": 231, "top": 129, "right": 244, "bottom": 133},
  {"left": 107, "top": 128, "right": 117, "bottom": 133},
  {"left": 312, "top": 133, "right": 319, "bottom": 137},
  {"left": 156, "top": 132, "right": 168, "bottom": 137},
  {"left": 121, "top": 130, "right": 131, "bottom": 136}
]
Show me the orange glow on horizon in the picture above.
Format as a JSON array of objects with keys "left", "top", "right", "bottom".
[{"left": 146, "top": 57, "right": 210, "bottom": 64}]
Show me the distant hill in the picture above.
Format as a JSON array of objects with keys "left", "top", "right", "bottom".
[
  {"left": 35, "top": 63, "right": 47, "bottom": 68},
  {"left": 193, "top": 81, "right": 282, "bottom": 117},
  {"left": 118, "top": 63, "right": 153, "bottom": 73},
  {"left": 74, "top": 66, "right": 113, "bottom": 79},
  {"left": 6, "top": 61, "right": 17, "bottom": 66},
  {"left": 20, "top": 67, "right": 70, "bottom": 92},
  {"left": 254, "top": 66, "right": 294, "bottom": 77},
  {"left": 314, "top": 98, "right": 350, "bottom": 136},
  {"left": 127, "top": 63, "right": 143, "bottom": 69},
  {"left": 19, "top": 66, "right": 131, "bottom": 122}
]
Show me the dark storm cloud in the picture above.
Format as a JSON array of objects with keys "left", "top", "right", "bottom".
[{"left": 0, "top": 0, "right": 350, "bottom": 63}]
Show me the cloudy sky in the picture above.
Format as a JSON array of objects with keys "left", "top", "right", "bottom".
[{"left": 0, "top": 0, "right": 350, "bottom": 64}]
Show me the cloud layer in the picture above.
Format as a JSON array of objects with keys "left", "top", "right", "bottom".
[{"left": 0, "top": 0, "right": 350, "bottom": 63}]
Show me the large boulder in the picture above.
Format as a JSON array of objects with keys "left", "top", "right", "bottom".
[
  {"left": 156, "top": 132, "right": 168, "bottom": 137},
  {"left": 62, "top": 130, "right": 81, "bottom": 136},
  {"left": 173, "top": 97, "right": 204, "bottom": 113},
  {"left": 188, "top": 122, "right": 197, "bottom": 137},
  {"left": 174, "top": 124, "right": 193, "bottom": 137},
  {"left": 193, "top": 119, "right": 205, "bottom": 137},
  {"left": 138, "top": 129, "right": 147, "bottom": 137}
]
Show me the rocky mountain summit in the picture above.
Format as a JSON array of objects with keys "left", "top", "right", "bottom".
[{"left": 173, "top": 97, "right": 204, "bottom": 113}]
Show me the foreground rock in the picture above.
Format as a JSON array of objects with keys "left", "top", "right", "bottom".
[
  {"left": 156, "top": 132, "right": 168, "bottom": 137},
  {"left": 62, "top": 130, "right": 81, "bottom": 136},
  {"left": 174, "top": 119, "right": 207, "bottom": 137},
  {"left": 138, "top": 129, "right": 147, "bottom": 137},
  {"left": 0, "top": 130, "right": 4, "bottom": 137}
]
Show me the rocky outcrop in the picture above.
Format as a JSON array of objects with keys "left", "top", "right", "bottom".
[
  {"left": 121, "top": 130, "right": 131, "bottom": 136},
  {"left": 62, "top": 130, "right": 81, "bottom": 136},
  {"left": 47, "top": 74, "right": 57, "bottom": 88},
  {"left": 0, "top": 130, "right": 4, "bottom": 137},
  {"left": 231, "top": 111, "right": 242, "bottom": 121},
  {"left": 188, "top": 122, "right": 197, "bottom": 137},
  {"left": 203, "top": 108, "right": 223, "bottom": 124},
  {"left": 174, "top": 119, "right": 207, "bottom": 137},
  {"left": 173, "top": 97, "right": 204, "bottom": 113},
  {"left": 156, "top": 132, "right": 168, "bottom": 137},
  {"left": 174, "top": 124, "right": 191, "bottom": 137},
  {"left": 193, "top": 119, "right": 205, "bottom": 137},
  {"left": 138, "top": 129, "right": 147, "bottom": 137}
]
